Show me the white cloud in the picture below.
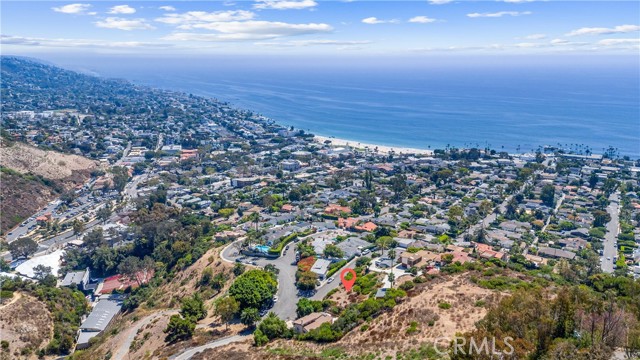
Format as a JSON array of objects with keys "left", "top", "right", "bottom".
[
  {"left": 95, "top": 17, "right": 155, "bottom": 31},
  {"left": 467, "top": 11, "right": 532, "bottom": 18},
  {"left": 361, "top": 17, "right": 398, "bottom": 24},
  {"left": 108, "top": 5, "right": 136, "bottom": 14},
  {"left": 253, "top": 0, "right": 317, "bottom": 10},
  {"left": 409, "top": 16, "right": 437, "bottom": 24},
  {"left": 428, "top": 0, "right": 452, "bottom": 4},
  {"left": 1, "top": 34, "right": 171, "bottom": 49},
  {"left": 566, "top": 24, "right": 640, "bottom": 36},
  {"left": 52, "top": 3, "right": 94, "bottom": 15},
  {"left": 163, "top": 21, "right": 332, "bottom": 41},
  {"left": 500, "top": 0, "right": 534, "bottom": 3},
  {"left": 514, "top": 42, "right": 542, "bottom": 48},
  {"left": 524, "top": 33, "right": 546, "bottom": 40},
  {"left": 597, "top": 38, "right": 640, "bottom": 46},
  {"left": 155, "top": 10, "right": 255, "bottom": 28},
  {"left": 159, "top": 6, "right": 176, "bottom": 11},
  {"left": 257, "top": 39, "right": 371, "bottom": 47}
]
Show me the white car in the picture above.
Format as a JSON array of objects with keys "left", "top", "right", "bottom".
[
  {"left": 273, "top": 296, "right": 279, "bottom": 303},
  {"left": 327, "top": 277, "right": 335, "bottom": 283}
]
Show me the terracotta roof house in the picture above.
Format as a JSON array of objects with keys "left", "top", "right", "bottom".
[
  {"left": 355, "top": 221, "right": 378, "bottom": 232},
  {"left": 325, "top": 204, "right": 351, "bottom": 215}
]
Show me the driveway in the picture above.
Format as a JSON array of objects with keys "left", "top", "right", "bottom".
[{"left": 169, "top": 334, "right": 251, "bottom": 360}]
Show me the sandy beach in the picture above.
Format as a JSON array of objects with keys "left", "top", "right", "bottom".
[{"left": 314, "top": 135, "right": 434, "bottom": 156}]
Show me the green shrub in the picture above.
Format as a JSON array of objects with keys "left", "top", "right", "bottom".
[
  {"left": 326, "top": 260, "right": 347, "bottom": 278},
  {"left": 438, "top": 302, "right": 451, "bottom": 310},
  {"left": 269, "top": 233, "right": 298, "bottom": 255},
  {"left": 399, "top": 280, "right": 415, "bottom": 291},
  {"left": 406, "top": 321, "right": 419, "bottom": 335}
]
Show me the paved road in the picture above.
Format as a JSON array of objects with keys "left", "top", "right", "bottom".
[
  {"left": 601, "top": 192, "right": 620, "bottom": 273},
  {"left": 113, "top": 310, "right": 178, "bottom": 360},
  {"left": 6, "top": 201, "right": 60, "bottom": 242},
  {"left": 221, "top": 240, "right": 300, "bottom": 320},
  {"left": 311, "top": 257, "right": 357, "bottom": 301},
  {"left": 169, "top": 334, "right": 250, "bottom": 360},
  {"left": 221, "top": 238, "right": 353, "bottom": 321}
]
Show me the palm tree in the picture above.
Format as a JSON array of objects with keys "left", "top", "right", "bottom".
[{"left": 249, "top": 211, "right": 260, "bottom": 232}]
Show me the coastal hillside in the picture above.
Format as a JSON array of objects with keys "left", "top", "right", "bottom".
[
  {"left": 0, "top": 138, "right": 97, "bottom": 233},
  {"left": 0, "top": 292, "right": 54, "bottom": 360}
]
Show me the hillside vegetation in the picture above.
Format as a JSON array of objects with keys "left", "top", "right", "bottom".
[{"left": 0, "top": 139, "right": 97, "bottom": 233}]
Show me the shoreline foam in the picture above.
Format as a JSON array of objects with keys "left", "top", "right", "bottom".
[{"left": 314, "top": 135, "right": 434, "bottom": 156}]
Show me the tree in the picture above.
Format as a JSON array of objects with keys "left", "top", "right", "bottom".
[
  {"left": 296, "top": 271, "right": 318, "bottom": 290},
  {"left": 478, "top": 200, "right": 493, "bottom": 217},
  {"left": 182, "top": 294, "right": 207, "bottom": 321},
  {"left": 447, "top": 205, "right": 465, "bottom": 229},
  {"left": 589, "top": 173, "right": 599, "bottom": 189},
  {"left": 288, "top": 189, "right": 302, "bottom": 202},
  {"left": 111, "top": 166, "right": 129, "bottom": 193},
  {"left": 211, "top": 273, "right": 227, "bottom": 290},
  {"left": 376, "top": 236, "right": 393, "bottom": 257},
  {"left": 233, "top": 262, "right": 246, "bottom": 277},
  {"left": 96, "top": 205, "right": 112, "bottom": 223},
  {"left": 264, "top": 264, "right": 279, "bottom": 275},
  {"left": 364, "top": 169, "right": 374, "bottom": 191},
  {"left": 200, "top": 267, "right": 213, "bottom": 286},
  {"left": 505, "top": 198, "right": 519, "bottom": 219},
  {"left": 248, "top": 212, "right": 261, "bottom": 232},
  {"left": 72, "top": 219, "right": 85, "bottom": 238},
  {"left": 240, "top": 307, "right": 261, "bottom": 328},
  {"left": 602, "top": 178, "right": 618, "bottom": 196},
  {"left": 83, "top": 228, "right": 105, "bottom": 249},
  {"left": 214, "top": 296, "right": 239, "bottom": 330},
  {"left": 8, "top": 237, "right": 38, "bottom": 259},
  {"left": 117, "top": 256, "right": 154, "bottom": 287},
  {"left": 323, "top": 244, "right": 344, "bottom": 259},
  {"left": 391, "top": 174, "right": 408, "bottom": 202},
  {"left": 540, "top": 184, "right": 556, "bottom": 207},
  {"left": 592, "top": 210, "right": 611, "bottom": 228},
  {"left": 164, "top": 314, "right": 195, "bottom": 343},
  {"left": 254, "top": 328, "right": 269, "bottom": 346},
  {"left": 218, "top": 208, "right": 234, "bottom": 218},
  {"left": 90, "top": 246, "right": 118, "bottom": 275},
  {"left": 257, "top": 312, "right": 289, "bottom": 340},
  {"left": 388, "top": 249, "right": 396, "bottom": 263},
  {"left": 388, "top": 271, "right": 396, "bottom": 288},
  {"left": 228, "top": 270, "right": 277, "bottom": 310},
  {"left": 33, "top": 264, "right": 52, "bottom": 280},
  {"left": 296, "top": 298, "right": 324, "bottom": 318}
]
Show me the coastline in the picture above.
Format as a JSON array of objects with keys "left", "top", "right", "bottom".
[{"left": 314, "top": 135, "right": 434, "bottom": 156}]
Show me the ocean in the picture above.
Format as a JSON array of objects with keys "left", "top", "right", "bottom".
[{"left": 52, "top": 55, "right": 640, "bottom": 157}]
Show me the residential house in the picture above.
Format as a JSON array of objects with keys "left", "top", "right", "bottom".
[{"left": 293, "top": 312, "right": 334, "bottom": 334}]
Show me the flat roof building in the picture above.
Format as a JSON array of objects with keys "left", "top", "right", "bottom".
[
  {"left": 60, "top": 267, "right": 90, "bottom": 291},
  {"left": 310, "top": 259, "right": 331, "bottom": 280}
]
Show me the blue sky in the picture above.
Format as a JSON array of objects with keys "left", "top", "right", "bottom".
[{"left": 1, "top": 1, "right": 639, "bottom": 55}]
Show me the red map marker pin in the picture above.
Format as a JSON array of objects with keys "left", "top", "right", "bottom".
[{"left": 340, "top": 268, "right": 357, "bottom": 292}]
